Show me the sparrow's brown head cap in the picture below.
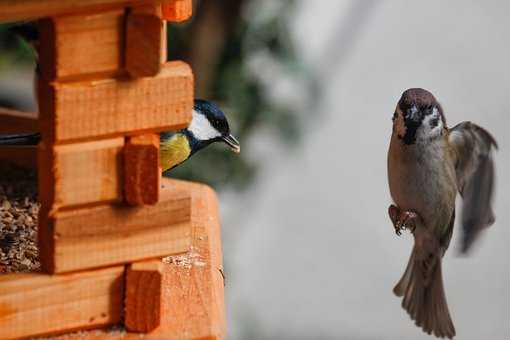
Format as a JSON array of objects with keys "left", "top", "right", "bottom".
[{"left": 398, "top": 88, "right": 446, "bottom": 125}]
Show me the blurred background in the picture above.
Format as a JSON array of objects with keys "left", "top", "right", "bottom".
[{"left": 1, "top": 0, "right": 509, "bottom": 339}]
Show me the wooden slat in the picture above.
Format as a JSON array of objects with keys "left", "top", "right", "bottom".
[
  {"left": 38, "top": 9, "right": 125, "bottom": 81},
  {"left": 0, "top": 145, "right": 37, "bottom": 168},
  {"left": 162, "top": 0, "right": 192, "bottom": 22},
  {"left": 152, "top": 182, "right": 226, "bottom": 338},
  {"left": 38, "top": 138, "right": 124, "bottom": 210},
  {"left": 0, "top": 108, "right": 38, "bottom": 133},
  {"left": 126, "top": 4, "right": 166, "bottom": 77},
  {"left": 39, "top": 178, "right": 192, "bottom": 274},
  {"left": 125, "top": 260, "right": 164, "bottom": 332},
  {"left": 124, "top": 133, "right": 160, "bottom": 205},
  {"left": 38, "top": 61, "right": 193, "bottom": 143},
  {"left": 0, "top": 266, "right": 124, "bottom": 339},
  {"left": 0, "top": 0, "right": 157, "bottom": 22}
]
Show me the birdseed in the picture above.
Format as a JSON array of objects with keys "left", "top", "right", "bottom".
[{"left": 0, "top": 163, "right": 39, "bottom": 273}]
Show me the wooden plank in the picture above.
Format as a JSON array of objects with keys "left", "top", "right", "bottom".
[
  {"left": 0, "top": 0, "right": 157, "bottom": 22},
  {"left": 0, "top": 108, "right": 38, "bottom": 133},
  {"left": 39, "top": 178, "right": 192, "bottom": 274},
  {"left": 38, "top": 9, "right": 125, "bottom": 81},
  {"left": 162, "top": 0, "right": 192, "bottom": 22},
  {"left": 125, "top": 260, "right": 164, "bottom": 332},
  {"left": 152, "top": 182, "right": 226, "bottom": 339},
  {"left": 38, "top": 138, "right": 124, "bottom": 211},
  {"left": 0, "top": 145, "right": 37, "bottom": 168},
  {"left": 124, "top": 133, "right": 160, "bottom": 205},
  {"left": 126, "top": 5, "right": 166, "bottom": 77},
  {"left": 38, "top": 61, "right": 193, "bottom": 143},
  {"left": 0, "top": 266, "right": 124, "bottom": 340}
]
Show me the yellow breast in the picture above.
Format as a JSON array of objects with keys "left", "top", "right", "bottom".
[{"left": 160, "top": 133, "right": 192, "bottom": 172}]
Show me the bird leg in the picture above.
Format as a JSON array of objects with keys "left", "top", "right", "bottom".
[{"left": 388, "top": 204, "right": 420, "bottom": 236}]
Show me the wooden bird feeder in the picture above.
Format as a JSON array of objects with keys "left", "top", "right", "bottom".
[{"left": 0, "top": 1, "right": 226, "bottom": 338}]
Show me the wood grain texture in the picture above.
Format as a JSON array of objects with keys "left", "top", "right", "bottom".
[
  {"left": 38, "top": 138, "right": 124, "bottom": 211},
  {"left": 39, "top": 178, "right": 192, "bottom": 274},
  {"left": 125, "top": 260, "right": 164, "bottom": 332},
  {"left": 124, "top": 133, "right": 161, "bottom": 205},
  {"left": 0, "top": 266, "right": 124, "bottom": 340},
  {"left": 126, "top": 4, "right": 167, "bottom": 77},
  {"left": 0, "top": 0, "right": 157, "bottom": 22},
  {"left": 0, "top": 108, "right": 38, "bottom": 133},
  {"left": 34, "top": 182, "right": 225, "bottom": 339},
  {"left": 154, "top": 182, "right": 226, "bottom": 339},
  {"left": 38, "top": 9, "right": 125, "bottom": 81},
  {"left": 162, "top": 0, "right": 192, "bottom": 22},
  {"left": 0, "top": 145, "right": 37, "bottom": 168},
  {"left": 38, "top": 61, "right": 193, "bottom": 143}
]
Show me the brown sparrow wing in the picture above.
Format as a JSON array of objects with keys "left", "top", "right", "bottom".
[{"left": 449, "top": 121, "right": 498, "bottom": 253}]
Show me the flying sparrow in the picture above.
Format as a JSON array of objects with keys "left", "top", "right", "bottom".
[{"left": 387, "top": 88, "right": 497, "bottom": 338}]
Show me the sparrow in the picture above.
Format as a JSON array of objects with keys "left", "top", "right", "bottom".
[
  {"left": 0, "top": 99, "right": 240, "bottom": 171},
  {"left": 387, "top": 88, "right": 498, "bottom": 338}
]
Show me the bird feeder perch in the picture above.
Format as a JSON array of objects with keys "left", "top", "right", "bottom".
[{"left": 0, "top": 0, "right": 225, "bottom": 338}]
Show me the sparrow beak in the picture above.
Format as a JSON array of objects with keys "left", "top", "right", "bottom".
[{"left": 222, "top": 134, "right": 241, "bottom": 154}]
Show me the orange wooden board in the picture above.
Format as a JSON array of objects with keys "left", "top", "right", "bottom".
[
  {"left": 125, "top": 260, "right": 164, "bottom": 332},
  {"left": 38, "top": 61, "right": 193, "bottom": 143},
  {"left": 126, "top": 4, "right": 167, "bottom": 77},
  {"left": 38, "top": 138, "right": 124, "bottom": 210},
  {"left": 162, "top": 0, "right": 192, "bottom": 22},
  {"left": 124, "top": 133, "right": 161, "bottom": 205},
  {"left": 39, "top": 178, "right": 192, "bottom": 274},
  {"left": 0, "top": 266, "right": 124, "bottom": 340},
  {"left": 38, "top": 9, "right": 125, "bottom": 81},
  {"left": 0, "top": 0, "right": 157, "bottom": 22}
]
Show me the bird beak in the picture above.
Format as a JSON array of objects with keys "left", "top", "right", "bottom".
[{"left": 222, "top": 134, "right": 241, "bottom": 154}]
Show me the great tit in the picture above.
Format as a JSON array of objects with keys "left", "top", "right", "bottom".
[
  {"left": 160, "top": 99, "right": 240, "bottom": 171},
  {"left": 388, "top": 88, "right": 497, "bottom": 339},
  {"left": 0, "top": 99, "right": 240, "bottom": 171}
]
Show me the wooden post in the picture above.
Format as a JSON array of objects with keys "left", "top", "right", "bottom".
[
  {"left": 162, "top": 0, "right": 193, "bottom": 22},
  {"left": 125, "top": 260, "right": 165, "bottom": 332},
  {"left": 124, "top": 133, "right": 161, "bottom": 205},
  {"left": 126, "top": 4, "right": 167, "bottom": 77}
]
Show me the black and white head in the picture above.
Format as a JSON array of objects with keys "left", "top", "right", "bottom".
[
  {"left": 393, "top": 88, "right": 446, "bottom": 145},
  {"left": 184, "top": 99, "right": 240, "bottom": 154}
]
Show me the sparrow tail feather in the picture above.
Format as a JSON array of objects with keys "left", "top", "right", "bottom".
[{"left": 394, "top": 247, "right": 456, "bottom": 339}]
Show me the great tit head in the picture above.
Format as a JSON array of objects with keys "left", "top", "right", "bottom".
[
  {"left": 393, "top": 88, "right": 446, "bottom": 145},
  {"left": 184, "top": 99, "right": 240, "bottom": 154}
]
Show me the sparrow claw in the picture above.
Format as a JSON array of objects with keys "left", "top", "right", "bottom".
[{"left": 388, "top": 205, "right": 420, "bottom": 236}]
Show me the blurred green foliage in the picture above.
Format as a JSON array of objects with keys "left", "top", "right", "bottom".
[
  {"left": 167, "top": 0, "right": 314, "bottom": 190},
  {"left": 0, "top": 24, "right": 34, "bottom": 69}
]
